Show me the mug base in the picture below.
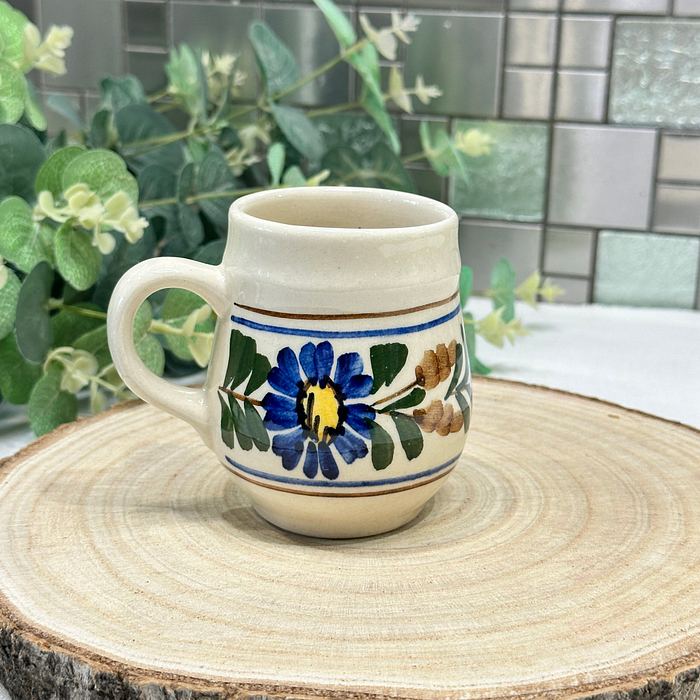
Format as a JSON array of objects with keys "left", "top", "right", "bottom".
[{"left": 230, "top": 471, "right": 450, "bottom": 539}]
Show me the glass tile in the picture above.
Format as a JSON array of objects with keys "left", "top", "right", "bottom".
[
  {"left": 610, "top": 19, "right": 700, "bottom": 127},
  {"left": 594, "top": 231, "right": 700, "bottom": 308},
  {"left": 126, "top": 2, "right": 167, "bottom": 48},
  {"left": 451, "top": 120, "right": 549, "bottom": 222},
  {"left": 126, "top": 51, "right": 168, "bottom": 95}
]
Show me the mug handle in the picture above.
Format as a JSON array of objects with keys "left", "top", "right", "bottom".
[{"left": 107, "top": 257, "right": 229, "bottom": 445}]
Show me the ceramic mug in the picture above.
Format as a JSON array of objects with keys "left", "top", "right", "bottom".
[{"left": 107, "top": 187, "right": 471, "bottom": 538}]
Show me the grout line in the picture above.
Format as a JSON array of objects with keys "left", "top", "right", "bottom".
[
  {"left": 646, "top": 128, "right": 662, "bottom": 231},
  {"left": 496, "top": 10, "right": 509, "bottom": 118},
  {"left": 603, "top": 14, "right": 617, "bottom": 123},
  {"left": 588, "top": 229, "right": 600, "bottom": 303}
]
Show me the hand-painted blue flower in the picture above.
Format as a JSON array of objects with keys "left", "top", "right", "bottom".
[{"left": 262, "top": 341, "right": 375, "bottom": 480}]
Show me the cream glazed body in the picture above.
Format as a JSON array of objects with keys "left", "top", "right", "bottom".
[{"left": 108, "top": 187, "right": 471, "bottom": 538}]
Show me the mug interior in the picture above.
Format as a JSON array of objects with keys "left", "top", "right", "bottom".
[{"left": 237, "top": 187, "right": 453, "bottom": 230}]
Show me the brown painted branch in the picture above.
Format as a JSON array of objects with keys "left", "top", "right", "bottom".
[
  {"left": 371, "top": 379, "right": 420, "bottom": 407},
  {"left": 218, "top": 387, "right": 263, "bottom": 406}
]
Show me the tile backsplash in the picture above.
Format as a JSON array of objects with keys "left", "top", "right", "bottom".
[{"left": 13, "top": 0, "right": 700, "bottom": 309}]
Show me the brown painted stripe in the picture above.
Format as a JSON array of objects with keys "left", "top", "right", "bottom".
[
  {"left": 234, "top": 289, "right": 459, "bottom": 321},
  {"left": 224, "top": 464, "right": 457, "bottom": 498}
]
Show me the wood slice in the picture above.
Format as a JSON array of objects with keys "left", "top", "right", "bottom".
[{"left": 1, "top": 378, "right": 700, "bottom": 700}]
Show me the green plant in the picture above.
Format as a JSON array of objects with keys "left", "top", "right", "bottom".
[{"left": 0, "top": 0, "right": 562, "bottom": 436}]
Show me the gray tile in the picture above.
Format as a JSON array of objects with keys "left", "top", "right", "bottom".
[
  {"left": 544, "top": 227, "right": 595, "bottom": 275},
  {"left": 610, "top": 19, "right": 700, "bottom": 127},
  {"left": 126, "top": 2, "right": 167, "bottom": 48},
  {"left": 510, "top": 0, "right": 558, "bottom": 8},
  {"left": 41, "top": 0, "right": 122, "bottom": 90},
  {"left": 658, "top": 134, "right": 700, "bottom": 182},
  {"left": 503, "top": 68, "right": 553, "bottom": 119},
  {"left": 409, "top": 168, "right": 446, "bottom": 202},
  {"left": 404, "top": 14, "right": 504, "bottom": 117},
  {"left": 126, "top": 51, "right": 168, "bottom": 95},
  {"left": 407, "top": 0, "right": 506, "bottom": 8},
  {"left": 265, "top": 7, "right": 350, "bottom": 107},
  {"left": 549, "top": 124, "right": 656, "bottom": 229},
  {"left": 559, "top": 16, "right": 612, "bottom": 69},
  {"left": 459, "top": 220, "right": 542, "bottom": 291},
  {"left": 675, "top": 0, "right": 700, "bottom": 15},
  {"left": 652, "top": 185, "right": 700, "bottom": 234},
  {"left": 563, "top": 0, "right": 668, "bottom": 12},
  {"left": 8, "top": 0, "right": 35, "bottom": 22},
  {"left": 594, "top": 231, "right": 699, "bottom": 308},
  {"left": 543, "top": 276, "right": 590, "bottom": 303},
  {"left": 172, "top": 3, "right": 257, "bottom": 101},
  {"left": 555, "top": 70, "right": 607, "bottom": 122},
  {"left": 506, "top": 14, "right": 557, "bottom": 67}
]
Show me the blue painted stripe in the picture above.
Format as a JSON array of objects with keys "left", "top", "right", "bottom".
[
  {"left": 225, "top": 453, "right": 461, "bottom": 489},
  {"left": 231, "top": 305, "right": 461, "bottom": 339}
]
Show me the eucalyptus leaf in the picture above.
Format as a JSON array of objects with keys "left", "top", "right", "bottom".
[
  {"left": 249, "top": 22, "right": 300, "bottom": 96},
  {"left": 0, "top": 333, "right": 42, "bottom": 404},
  {"left": 391, "top": 411, "right": 423, "bottom": 461},
  {"left": 282, "top": 165, "right": 305, "bottom": 187},
  {"left": 313, "top": 113, "right": 390, "bottom": 157},
  {"left": 463, "top": 311, "right": 490, "bottom": 376},
  {"left": 23, "top": 83, "right": 47, "bottom": 132},
  {"left": 312, "top": 0, "right": 356, "bottom": 49},
  {"left": 54, "top": 221, "right": 102, "bottom": 291},
  {"left": 490, "top": 258, "right": 516, "bottom": 323},
  {"left": 135, "top": 332, "right": 165, "bottom": 375},
  {"left": 0, "top": 59, "right": 27, "bottom": 125},
  {"left": 269, "top": 103, "right": 325, "bottom": 162},
  {"left": 195, "top": 145, "right": 241, "bottom": 228},
  {"left": 15, "top": 261, "right": 53, "bottom": 363},
  {"left": 161, "top": 288, "right": 214, "bottom": 360},
  {"left": 165, "top": 46, "right": 201, "bottom": 117},
  {"left": 27, "top": 365, "right": 78, "bottom": 437},
  {"left": 74, "top": 325, "right": 111, "bottom": 367},
  {"left": 132, "top": 300, "right": 153, "bottom": 342},
  {"left": 138, "top": 163, "right": 177, "bottom": 220},
  {"left": 323, "top": 143, "right": 414, "bottom": 191},
  {"left": 178, "top": 161, "right": 196, "bottom": 202},
  {"left": 90, "top": 109, "right": 113, "bottom": 149},
  {"left": 368, "top": 419, "right": 394, "bottom": 470},
  {"left": 0, "top": 123, "right": 45, "bottom": 201},
  {"left": 35, "top": 145, "right": 85, "bottom": 197},
  {"left": 46, "top": 94, "right": 84, "bottom": 130},
  {"left": 459, "top": 266, "right": 472, "bottom": 308},
  {"left": 62, "top": 149, "right": 138, "bottom": 205},
  {"left": 0, "top": 267, "right": 20, "bottom": 341},
  {"left": 100, "top": 75, "right": 147, "bottom": 113},
  {"left": 0, "top": 196, "right": 53, "bottom": 272},
  {"left": 267, "top": 142, "right": 285, "bottom": 186},
  {"left": 0, "top": 2, "right": 29, "bottom": 66},
  {"left": 361, "top": 83, "right": 400, "bottom": 155},
  {"left": 162, "top": 204, "right": 203, "bottom": 256},
  {"left": 51, "top": 302, "right": 105, "bottom": 347},
  {"left": 193, "top": 239, "right": 225, "bottom": 266}
]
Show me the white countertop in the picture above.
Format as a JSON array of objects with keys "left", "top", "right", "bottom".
[{"left": 0, "top": 299, "right": 699, "bottom": 700}]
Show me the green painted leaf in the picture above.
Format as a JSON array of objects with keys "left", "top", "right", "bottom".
[
  {"left": 27, "top": 365, "right": 78, "bottom": 436},
  {"left": 219, "top": 392, "right": 235, "bottom": 449},
  {"left": 369, "top": 342, "right": 408, "bottom": 394},
  {"left": 230, "top": 397, "right": 253, "bottom": 451},
  {"left": 35, "top": 145, "right": 85, "bottom": 197},
  {"left": 391, "top": 411, "right": 423, "bottom": 461},
  {"left": 195, "top": 145, "right": 241, "bottom": 228},
  {"left": 100, "top": 75, "right": 146, "bottom": 113},
  {"left": 0, "top": 195, "right": 53, "bottom": 272},
  {"left": 0, "top": 123, "right": 45, "bottom": 201},
  {"left": 55, "top": 220, "right": 102, "bottom": 291},
  {"left": 490, "top": 258, "right": 516, "bottom": 323},
  {"left": 133, "top": 300, "right": 153, "bottom": 342},
  {"left": 23, "top": 83, "right": 47, "bottom": 132},
  {"left": 136, "top": 332, "right": 165, "bottom": 375},
  {"left": 0, "top": 333, "right": 42, "bottom": 403},
  {"left": 193, "top": 239, "right": 225, "bottom": 266},
  {"left": 0, "top": 60, "right": 27, "bottom": 124},
  {"left": 269, "top": 103, "right": 325, "bottom": 162},
  {"left": 267, "top": 142, "right": 285, "bottom": 186},
  {"left": 160, "top": 288, "right": 214, "bottom": 360},
  {"left": 0, "top": 267, "right": 20, "bottom": 341},
  {"left": 368, "top": 419, "right": 394, "bottom": 470},
  {"left": 455, "top": 391, "right": 471, "bottom": 434},
  {"left": 463, "top": 311, "right": 490, "bottom": 376},
  {"left": 46, "top": 94, "right": 83, "bottom": 130},
  {"left": 323, "top": 143, "right": 414, "bottom": 191},
  {"left": 51, "top": 302, "right": 104, "bottom": 347},
  {"left": 248, "top": 22, "right": 300, "bottom": 96},
  {"left": 245, "top": 353, "right": 272, "bottom": 396},
  {"left": 90, "top": 109, "right": 113, "bottom": 149},
  {"left": 443, "top": 342, "right": 464, "bottom": 400},
  {"left": 15, "top": 261, "right": 53, "bottom": 363},
  {"left": 312, "top": 0, "right": 356, "bottom": 49},
  {"left": 459, "top": 266, "right": 472, "bottom": 309},
  {"left": 224, "top": 329, "right": 256, "bottom": 390},
  {"left": 378, "top": 387, "right": 426, "bottom": 414},
  {"left": 244, "top": 399, "right": 270, "bottom": 452},
  {"left": 62, "top": 149, "right": 138, "bottom": 205},
  {"left": 74, "top": 324, "right": 111, "bottom": 368},
  {"left": 0, "top": 2, "right": 29, "bottom": 66}
]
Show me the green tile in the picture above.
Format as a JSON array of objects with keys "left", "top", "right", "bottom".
[
  {"left": 610, "top": 19, "right": 700, "bottom": 127},
  {"left": 410, "top": 168, "right": 445, "bottom": 202},
  {"left": 594, "top": 231, "right": 700, "bottom": 309},
  {"left": 450, "top": 120, "right": 549, "bottom": 222}
]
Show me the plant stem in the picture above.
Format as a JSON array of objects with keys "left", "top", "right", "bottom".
[
  {"left": 371, "top": 379, "right": 420, "bottom": 408},
  {"left": 122, "top": 123, "right": 215, "bottom": 156},
  {"left": 139, "top": 185, "right": 276, "bottom": 209},
  {"left": 402, "top": 151, "right": 427, "bottom": 164},
  {"left": 147, "top": 88, "right": 170, "bottom": 104},
  {"left": 46, "top": 301, "right": 107, "bottom": 320},
  {"left": 219, "top": 386, "right": 263, "bottom": 406},
  {"left": 306, "top": 101, "right": 362, "bottom": 118}
]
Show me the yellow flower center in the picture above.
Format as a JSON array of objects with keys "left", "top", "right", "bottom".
[{"left": 301, "top": 382, "right": 341, "bottom": 442}]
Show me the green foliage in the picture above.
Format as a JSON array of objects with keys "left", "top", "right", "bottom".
[
  {"left": 47, "top": 94, "right": 83, "bottom": 130},
  {"left": 0, "top": 124, "right": 45, "bottom": 201},
  {"left": 0, "top": 334, "right": 42, "bottom": 403},
  {"left": 0, "top": 267, "right": 20, "bottom": 340},
  {"left": 100, "top": 75, "right": 146, "bottom": 113},
  {"left": 269, "top": 103, "right": 325, "bottom": 162},
  {"left": 490, "top": 258, "right": 516, "bottom": 323},
  {"left": 0, "top": 2, "right": 29, "bottom": 66},
  {"left": 324, "top": 143, "right": 414, "bottom": 191},
  {"left": 161, "top": 288, "right": 215, "bottom": 360},
  {"left": 0, "top": 60, "right": 26, "bottom": 124},
  {"left": 35, "top": 146, "right": 85, "bottom": 197},
  {"left": 463, "top": 311, "right": 491, "bottom": 376},
  {"left": 54, "top": 221, "right": 101, "bottom": 291},
  {"left": 0, "top": 196, "right": 53, "bottom": 272},
  {"left": 195, "top": 146, "right": 240, "bottom": 228},
  {"left": 312, "top": 0, "right": 356, "bottom": 49},
  {"left": 249, "top": 22, "right": 300, "bottom": 96},
  {"left": 63, "top": 148, "right": 138, "bottom": 204},
  {"left": 459, "top": 266, "right": 472, "bottom": 309},
  {"left": 27, "top": 364, "right": 78, "bottom": 437},
  {"left": 15, "top": 261, "right": 53, "bottom": 363}
]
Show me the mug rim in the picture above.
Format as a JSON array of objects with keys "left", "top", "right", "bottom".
[{"left": 229, "top": 186, "right": 458, "bottom": 239}]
